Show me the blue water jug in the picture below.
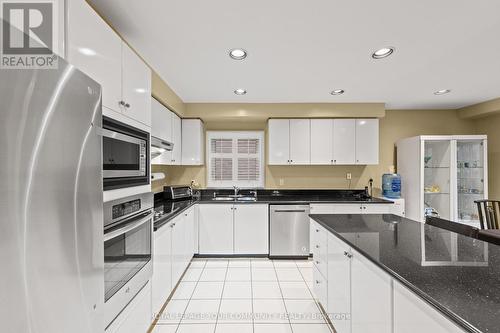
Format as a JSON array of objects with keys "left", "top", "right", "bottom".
[{"left": 382, "top": 174, "right": 401, "bottom": 198}]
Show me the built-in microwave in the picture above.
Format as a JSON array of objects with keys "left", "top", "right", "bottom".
[{"left": 102, "top": 116, "right": 149, "bottom": 190}]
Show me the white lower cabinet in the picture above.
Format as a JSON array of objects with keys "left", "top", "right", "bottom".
[
  {"left": 198, "top": 204, "right": 269, "bottom": 255},
  {"left": 150, "top": 206, "right": 196, "bottom": 332},
  {"left": 106, "top": 282, "right": 152, "bottom": 333},
  {"left": 198, "top": 204, "right": 234, "bottom": 254},
  {"left": 234, "top": 204, "right": 269, "bottom": 254},
  {"left": 393, "top": 281, "right": 464, "bottom": 333},
  {"left": 152, "top": 224, "right": 172, "bottom": 316},
  {"left": 327, "top": 233, "right": 351, "bottom": 333},
  {"left": 310, "top": 203, "right": 395, "bottom": 215},
  {"left": 350, "top": 249, "right": 392, "bottom": 333},
  {"left": 313, "top": 222, "right": 464, "bottom": 333}
]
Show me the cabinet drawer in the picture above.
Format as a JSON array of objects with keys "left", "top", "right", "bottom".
[{"left": 313, "top": 264, "right": 328, "bottom": 309}]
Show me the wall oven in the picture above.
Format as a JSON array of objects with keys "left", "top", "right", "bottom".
[
  {"left": 103, "top": 116, "right": 149, "bottom": 190},
  {"left": 103, "top": 192, "right": 154, "bottom": 328}
]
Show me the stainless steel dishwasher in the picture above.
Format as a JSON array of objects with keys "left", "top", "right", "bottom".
[{"left": 269, "top": 205, "right": 310, "bottom": 258}]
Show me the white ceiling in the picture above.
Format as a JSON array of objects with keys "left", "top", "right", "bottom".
[{"left": 89, "top": 0, "right": 500, "bottom": 109}]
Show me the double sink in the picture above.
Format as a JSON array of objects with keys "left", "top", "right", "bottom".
[{"left": 212, "top": 194, "right": 257, "bottom": 202}]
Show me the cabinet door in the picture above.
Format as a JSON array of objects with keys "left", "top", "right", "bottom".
[
  {"left": 351, "top": 249, "right": 392, "bottom": 333},
  {"left": 327, "top": 234, "right": 351, "bottom": 333},
  {"left": 181, "top": 119, "right": 204, "bottom": 165},
  {"left": 268, "top": 119, "right": 290, "bottom": 165},
  {"left": 121, "top": 43, "right": 151, "bottom": 127},
  {"left": 290, "top": 119, "right": 311, "bottom": 165},
  {"left": 171, "top": 114, "right": 182, "bottom": 165},
  {"left": 234, "top": 204, "right": 268, "bottom": 254},
  {"left": 183, "top": 207, "right": 195, "bottom": 263},
  {"left": 355, "top": 119, "right": 379, "bottom": 165},
  {"left": 393, "top": 281, "right": 463, "bottom": 333},
  {"left": 151, "top": 98, "right": 173, "bottom": 142},
  {"left": 311, "top": 119, "right": 333, "bottom": 165},
  {"left": 333, "top": 119, "right": 356, "bottom": 164},
  {"left": 198, "top": 204, "right": 233, "bottom": 254},
  {"left": 171, "top": 214, "right": 186, "bottom": 285},
  {"left": 152, "top": 225, "right": 172, "bottom": 316},
  {"left": 66, "top": 0, "right": 122, "bottom": 113}
]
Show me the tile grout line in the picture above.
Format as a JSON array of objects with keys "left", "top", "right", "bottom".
[
  {"left": 249, "top": 260, "right": 255, "bottom": 333},
  {"left": 273, "top": 260, "right": 295, "bottom": 333},
  {"left": 213, "top": 261, "right": 229, "bottom": 333},
  {"left": 175, "top": 260, "right": 206, "bottom": 332}
]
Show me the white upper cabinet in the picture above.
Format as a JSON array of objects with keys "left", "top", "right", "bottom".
[
  {"left": 171, "top": 114, "right": 182, "bottom": 165},
  {"left": 269, "top": 117, "right": 379, "bottom": 166},
  {"left": 268, "top": 119, "right": 290, "bottom": 165},
  {"left": 289, "top": 119, "right": 311, "bottom": 165},
  {"left": 151, "top": 98, "right": 173, "bottom": 142},
  {"left": 66, "top": 0, "right": 122, "bottom": 113},
  {"left": 121, "top": 44, "right": 151, "bottom": 127},
  {"left": 311, "top": 119, "right": 333, "bottom": 164},
  {"left": 181, "top": 119, "right": 204, "bottom": 165},
  {"left": 355, "top": 119, "right": 379, "bottom": 165},
  {"left": 333, "top": 119, "right": 356, "bottom": 164},
  {"left": 66, "top": 0, "right": 151, "bottom": 128}
]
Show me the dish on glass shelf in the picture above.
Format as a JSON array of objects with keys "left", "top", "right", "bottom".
[{"left": 424, "top": 185, "right": 441, "bottom": 193}]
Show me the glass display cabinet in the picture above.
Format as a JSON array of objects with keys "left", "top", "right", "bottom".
[{"left": 397, "top": 135, "right": 488, "bottom": 227}]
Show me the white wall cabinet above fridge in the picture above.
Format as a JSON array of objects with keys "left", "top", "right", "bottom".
[
  {"left": 66, "top": 0, "right": 151, "bottom": 128},
  {"left": 397, "top": 135, "right": 488, "bottom": 227},
  {"left": 268, "top": 118, "right": 379, "bottom": 166}
]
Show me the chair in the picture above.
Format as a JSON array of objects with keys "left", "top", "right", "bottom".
[
  {"left": 475, "top": 200, "right": 500, "bottom": 230},
  {"left": 425, "top": 216, "right": 479, "bottom": 238}
]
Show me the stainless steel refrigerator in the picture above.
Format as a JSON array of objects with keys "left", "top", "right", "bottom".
[{"left": 0, "top": 49, "right": 104, "bottom": 331}]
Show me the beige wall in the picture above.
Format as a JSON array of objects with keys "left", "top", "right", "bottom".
[
  {"left": 152, "top": 108, "right": 476, "bottom": 193},
  {"left": 473, "top": 114, "right": 500, "bottom": 198}
]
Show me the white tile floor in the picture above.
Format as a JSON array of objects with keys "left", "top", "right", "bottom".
[{"left": 153, "top": 258, "right": 332, "bottom": 333}]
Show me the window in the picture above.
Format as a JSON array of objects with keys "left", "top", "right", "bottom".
[{"left": 206, "top": 131, "right": 265, "bottom": 188}]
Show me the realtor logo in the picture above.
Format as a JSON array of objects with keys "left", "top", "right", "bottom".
[{"left": 1, "top": 0, "right": 58, "bottom": 68}]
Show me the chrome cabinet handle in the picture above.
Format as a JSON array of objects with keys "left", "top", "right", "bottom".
[
  {"left": 316, "top": 280, "right": 321, "bottom": 284},
  {"left": 315, "top": 229, "right": 319, "bottom": 232},
  {"left": 125, "top": 103, "right": 130, "bottom": 108},
  {"left": 315, "top": 245, "right": 320, "bottom": 249},
  {"left": 119, "top": 100, "right": 125, "bottom": 106},
  {"left": 315, "top": 260, "right": 320, "bottom": 264},
  {"left": 344, "top": 251, "right": 353, "bottom": 258}
]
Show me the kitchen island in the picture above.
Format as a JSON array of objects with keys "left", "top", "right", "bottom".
[{"left": 309, "top": 213, "right": 499, "bottom": 333}]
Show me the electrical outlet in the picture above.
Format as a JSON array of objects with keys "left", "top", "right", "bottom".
[
  {"left": 279, "top": 178, "right": 285, "bottom": 186},
  {"left": 346, "top": 172, "right": 352, "bottom": 180}
]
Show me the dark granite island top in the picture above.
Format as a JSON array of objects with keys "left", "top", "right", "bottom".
[{"left": 309, "top": 214, "right": 500, "bottom": 333}]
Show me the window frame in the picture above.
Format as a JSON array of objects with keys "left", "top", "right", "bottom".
[{"left": 206, "top": 131, "right": 265, "bottom": 189}]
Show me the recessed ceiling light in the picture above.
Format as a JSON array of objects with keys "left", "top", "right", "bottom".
[
  {"left": 372, "top": 47, "right": 395, "bottom": 59},
  {"left": 234, "top": 88, "right": 247, "bottom": 95},
  {"left": 434, "top": 89, "right": 451, "bottom": 95},
  {"left": 229, "top": 48, "right": 247, "bottom": 60},
  {"left": 330, "top": 89, "right": 345, "bottom": 95}
]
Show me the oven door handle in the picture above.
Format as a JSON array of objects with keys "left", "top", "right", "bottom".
[{"left": 104, "top": 211, "right": 154, "bottom": 241}]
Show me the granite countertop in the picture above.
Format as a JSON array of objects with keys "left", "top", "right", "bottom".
[
  {"left": 309, "top": 213, "right": 500, "bottom": 333},
  {"left": 153, "top": 189, "right": 395, "bottom": 230}
]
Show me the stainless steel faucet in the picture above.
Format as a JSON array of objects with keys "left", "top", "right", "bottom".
[
  {"left": 250, "top": 190, "right": 258, "bottom": 198},
  {"left": 233, "top": 186, "right": 240, "bottom": 197}
]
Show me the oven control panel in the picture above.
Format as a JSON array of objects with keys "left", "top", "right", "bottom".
[{"left": 112, "top": 199, "right": 141, "bottom": 220}]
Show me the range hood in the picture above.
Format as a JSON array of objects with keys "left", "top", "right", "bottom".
[{"left": 151, "top": 136, "right": 174, "bottom": 159}]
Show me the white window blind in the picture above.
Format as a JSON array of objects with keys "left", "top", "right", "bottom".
[{"left": 207, "top": 131, "right": 265, "bottom": 188}]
